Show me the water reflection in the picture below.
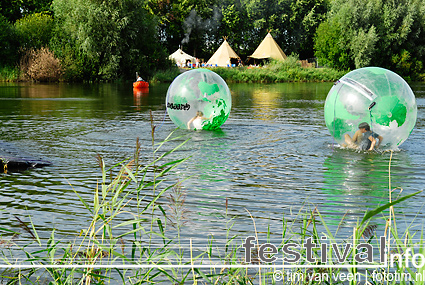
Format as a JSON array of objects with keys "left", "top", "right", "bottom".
[
  {"left": 324, "top": 150, "right": 389, "bottom": 201},
  {"left": 251, "top": 89, "right": 281, "bottom": 121},
  {"left": 133, "top": 88, "right": 150, "bottom": 110},
  {"left": 321, "top": 148, "right": 417, "bottom": 230}
]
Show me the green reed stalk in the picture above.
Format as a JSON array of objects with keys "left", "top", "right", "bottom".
[
  {"left": 1, "top": 136, "right": 424, "bottom": 284},
  {"left": 0, "top": 127, "right": 195, "bottom": 284}
]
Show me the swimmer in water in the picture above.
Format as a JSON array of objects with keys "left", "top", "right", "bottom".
[{"left": 187, "top": 111, "right": 212, "bottom": 130}]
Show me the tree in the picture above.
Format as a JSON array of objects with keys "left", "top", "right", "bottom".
[
  {"left": 289, "top": 0, "right": 328, "bottom": 58},
  {"left": 14, "top": 12, "right": 53, "bottom": 50},
  {"left": 244, "top": 0, "right": 286, "bottom": 44},
  {"left": 314, "top": 18, "right": 352, "bottom": 69},
  {"left": 147, "top": 0, "right": 186, "bottom": 53},
  {"left": 240, "top": 0, "right": 328, "bottom": 59},
  {"left": 315, "top": 0, "right": 425, "bottom": 77},
  {"left": 52, "top": 0, "right": 168, "bottom": 81},
  {"left": 217, "top": 0, "right": 252, "bottom": 57},
  {"left": 147, "top": 0, "right": 219, "bottom": 58},
  {"left": 0, "top": 0, "right": 52, "bottom": 22},
  {"left": 0, "top": 14, "right": 18, "bottom": 66},
  {"left": 350, "top": 26, "right": 378, "bottom": 68}
]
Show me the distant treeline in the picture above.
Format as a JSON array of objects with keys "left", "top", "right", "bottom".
[{"left": 1, "top": 0, "right": 425, "bottom": 81}]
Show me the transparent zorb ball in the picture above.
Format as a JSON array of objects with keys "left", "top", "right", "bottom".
[
  {"left": 324, "top": 67, "right": 417, "bottom": 149},
  {"left": 166, "top": 69, "right": 231, "bottom": 130}
]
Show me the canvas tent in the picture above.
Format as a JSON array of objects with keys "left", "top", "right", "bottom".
[
  {"left": 169, "top": 48, "right": 195, "bottom": 64},
  {"left": 207, "top": 39, "right": 239, "bottom": 67},
  {"left": 250, "top": 33, "right": 286, "bottom": 61}
]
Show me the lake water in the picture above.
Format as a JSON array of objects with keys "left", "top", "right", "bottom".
[{"left": 1, "top": 81, "right": 425, "bottom": 243}]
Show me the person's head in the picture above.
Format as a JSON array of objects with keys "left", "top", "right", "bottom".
[
  {"left": 196, "top": 111, "right": 203, "bottom": 117},
  {"left": 358, "top": 122, "right": 370, "bottom": 132}
]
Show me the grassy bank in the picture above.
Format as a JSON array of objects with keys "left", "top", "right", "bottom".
[
  {"left": 0, "top": 121, "right": 423, "bottom": 284},
  {"left": 0, "top": 66, "right": 20, "bottom": 82},
  {"left": 151, "top": 57, "right": 347, "bottom": 84},
  {"left": 150, "top": 66, "right": 181, "bottom": 84},
  {"left": 212, "top": 58, "right": 347, "bottom": 83}
]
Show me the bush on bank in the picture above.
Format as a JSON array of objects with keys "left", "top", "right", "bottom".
[
  {"left": 20, "top": 48, "right": 62, "bottom": 82},
  {"left": 213, "top": 57, "right": 347, "bottom": 83},
  {"left": 151, "top": 57, "right": 348, "bottom": 84}
]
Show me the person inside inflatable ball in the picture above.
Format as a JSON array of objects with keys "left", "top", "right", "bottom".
[{"left": 343, "top": 122, "right": 384, "bottom": 151}]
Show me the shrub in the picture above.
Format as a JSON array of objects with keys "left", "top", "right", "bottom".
[
  {"left": 20, "top": 48, "right": 62, "bottom": 82},
  {"left": 267, "top": 56, "right": 301, "bottom": 73},
  {"left": 52, "top": 0, "right": 168, "bottom": 81},
  {"left": 14, "top": 12, "right": 53, "bottom": 50},
  {"left": 0, "top": 66, "right": 20, "bottom": 81},
  {"left": 150, "top": 66, "right": 181, "bottom": 83}
]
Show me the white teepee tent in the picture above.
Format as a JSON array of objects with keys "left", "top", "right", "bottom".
[
  {"left": 207, "top": 39, "right": 239, "bottom": 67},
  {"left": 250, "top": 33, "right": 286, "bottom": 61},
  {"left": 169, "top": 48, "right": 196, "bottom": 64}
]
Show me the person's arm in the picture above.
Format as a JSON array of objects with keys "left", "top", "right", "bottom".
[
  {"left": 187, "top": 117, "right": 195, "bottom": 129},
  {"left": 376, "top": 135, "right": 383, "bottom": 148},
  {"left": 201, "top": 113, "right": 213, "bottom": 120},
  {"left": 368, "top": 136, "right": 376, "bottom": 150}
]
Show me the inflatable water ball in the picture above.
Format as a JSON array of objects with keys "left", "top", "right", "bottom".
[
  {"left": 166, "top": 69, "right": 231, "bottom": 130},
  {"left": 324, "top": 67, "right": 417, "bottom": 149}
]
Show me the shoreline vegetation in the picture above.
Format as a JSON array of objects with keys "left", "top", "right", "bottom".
[
  {"left": 0, "top": 56, "right": 348, "bottom": 84},
  {"left": 2, "top": 0, "right": 425, "bottom": 84},
  {"left": 151, "top": 57, "right": 348, "bottom": 84},
  {"left": 0, "top": 123, "right": 423, "bottom": 284}
]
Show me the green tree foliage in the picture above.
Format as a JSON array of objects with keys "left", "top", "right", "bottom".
[
  {"left": 147, "top": 0, "right": 219, "bottom": 59},
  {"left": 351, "top": 26, "right": 378, "bottom": 68},
  {"left": 240, "top": 0, "right": 328, "bottom": 59},
  {"left": 0, "top": 0, "right": 22, "bottom": 22},
  {"left": 140, "top": 0, "right": 328, "bottom": 66},
  {"left": 147, "top": 0, "right": 186, "bottom": 54},
  {"left": 4, "top": 0, "right": 425, "bottom": 81},
  {"left": 244, "top": 0, "right": 287, "bottom": 46},
  {"left": 289, "top": 0, "right": 328, "bottom": 58},
  {"left": 0, "top": 0, "right": 52, "bottom": 22},
  {"left": 0, "top": 14, "right": 18, "bottom": 66},
  {"left": 314, "top": 15, "right": 353, "bottom": 69},
  {"left": 219, "top": 2, "right": 251, "bottom": 56},
  {"left": 181, "top": 8, "right": 221, "bottom": 57},
  {"left": 14, "top": 12, "right": 53, "bottom": 50},
  {"left": 315, "top": 0, "right": 425, "bottom": 78},
  {"left": 52, "top": 0, "right": 169, "bottom": 81}
]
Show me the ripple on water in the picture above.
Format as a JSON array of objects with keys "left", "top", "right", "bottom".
[{"left": 0, "top": 82, "right": 424, "bottom": 241}]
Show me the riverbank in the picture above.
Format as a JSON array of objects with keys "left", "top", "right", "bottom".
[
  {"left": 151, "top": 59, "right": 347, "bottom": 84},
  {"left": 0, "top": 56, "right": 346, "bottom": 83},
  {"left": 212, "top": 65, "right": 347, "bottom": 83},
  {"left": 0, "top": 59, "right": 415, "bottom": 84}
]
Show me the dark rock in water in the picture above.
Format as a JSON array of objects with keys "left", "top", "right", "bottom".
[{"left": 0, "top": 140, "right": 52, "bottom": 172}]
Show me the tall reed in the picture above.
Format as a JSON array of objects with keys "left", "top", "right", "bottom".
[{"left": 0, "top": 135, "right": 423, "bottom": 284}]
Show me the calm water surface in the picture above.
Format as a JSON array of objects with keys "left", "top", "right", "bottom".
[{"left": 1, "top": 82, "right": 425, "bottom": 240}]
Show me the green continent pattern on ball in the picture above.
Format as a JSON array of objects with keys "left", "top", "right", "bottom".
[
  {"left": 374, "top": 96, "right": 407, "bottom": 127},
  {"left": 198, "top": 81, "right": 220, "bottom": 102},
  {"left": 324, "top": 67, "right": 417, "bottom": 149},
  {"left": 202, "top": 98, "right": 229, "bottom": 130}
]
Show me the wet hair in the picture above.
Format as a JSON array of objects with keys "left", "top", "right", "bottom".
[{"left": 358, "top": 122, "right": 370, "bottom": 131}]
